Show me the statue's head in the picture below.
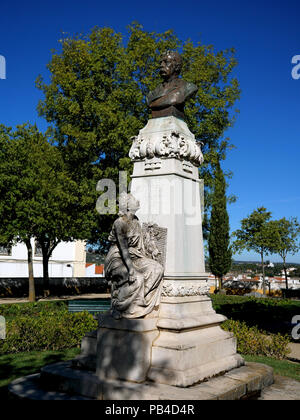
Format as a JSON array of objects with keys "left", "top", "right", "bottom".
[
  {"left": 159, "top": 50, "right": 182, "bottom": 80},
  {"left": 118, "top": 192, "right": 140, "bottom": 216}
]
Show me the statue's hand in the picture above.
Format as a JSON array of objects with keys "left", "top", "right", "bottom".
[{"left": 128, "top": 268, "right": 136, "bottom": 284}]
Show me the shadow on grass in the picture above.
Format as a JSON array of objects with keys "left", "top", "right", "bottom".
[{"left": 0, "top": 348, "right": 80, "bottom": 399}]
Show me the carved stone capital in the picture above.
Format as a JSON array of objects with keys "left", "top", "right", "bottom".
[{"left": 129, "top": 130, "right": 204, "bottom": 167}]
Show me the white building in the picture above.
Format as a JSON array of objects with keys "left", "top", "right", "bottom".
[
  {"left": 85, "top": 263, "right": 105, "bottom": 278},
  {"left": 0, "top": 239, "right": 86, "bottom": 278}
]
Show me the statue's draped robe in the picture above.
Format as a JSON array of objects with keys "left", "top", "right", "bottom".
[{"left": 105, "top": 216, "right": 164, "bottom": 318}]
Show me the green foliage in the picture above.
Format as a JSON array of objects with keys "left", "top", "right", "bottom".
[
  {"left": 232, "top": 207, "right": 276, "bottom": 294},
  {"left": 232, "top": 207, "right": 273, "bottom": 256},
  {"left": 212, "top": 294, "right": 294, "bottom": 360},
  {"left": 268, "top": 217, "right": 300, "bottom": 288},
  {"left": 0, "top": 301, "right": 68, "bottom": 320},
  {"left": 36, "top": 22, "right": 240, "bottom": 244},
  {"left": 221, "top": 319, "right": 290, "bottom": 359},
  {"left": 208, "top": 160, "right": 232, "bottom": 283},
  {"left": 0, "top": 125, "right": 74, "bottom": 242},
  {"left": 232, "top": 210, "right": 300, "bottom": 291},
  {"left": 211, "top": 294, "right": 300, "bottom": 335},
  {"left": 229, "top": 261, "right": 300, "bottom": 278},
  {"left": 0, "top": 310, "right": 97, "bottom": 354},
  {"left": 243, "top": 355, "right": 300, "bottom": 382},
  {"left": 268, "top": 217, "right": 300, "bottom": 258},
  {"left": 291, "top": 266, "right": 300, "bottom": 278},
  {"left": 0, "top": 124, "right": 98, "bottom": 295}
]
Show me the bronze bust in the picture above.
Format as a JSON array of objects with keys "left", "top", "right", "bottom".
[{"left": 147, "top": 50, "right": 198, "bottom": 120}]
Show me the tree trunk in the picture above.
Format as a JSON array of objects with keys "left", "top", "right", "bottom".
[
  {"left": 41, "top": 239, "right": 59, "bottom": 297},
  {"left": 261, "top": 251, "right": 266, "bottom": 296},
  {"left": 283, "top": 257, "right": 288, "bottom": 290},
  {"left": 218, "top": 276, "right": 223, "bottom": 291},
  {"left": 42, "top": 249, "right": 50, "bottom": 298},
  {"left": 26, "top": 240, "right": 35, "bottom": 302}
]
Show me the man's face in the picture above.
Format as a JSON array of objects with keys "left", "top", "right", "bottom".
[{"left": 159, "top": 55, "right": 176, "bottom": 80}]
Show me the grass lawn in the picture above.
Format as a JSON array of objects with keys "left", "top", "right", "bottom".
[
  {"left": 243, "top": 355, "right": 300, "bottom": 382},
  {"left": 0, "top": 347, "right": 81, "bottom": 399}
]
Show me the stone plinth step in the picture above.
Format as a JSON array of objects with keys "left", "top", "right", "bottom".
[
  {"left": 9, "top": 362, "right": 274, "bottom": 400},
  {"left": 8, "top": 374, "right": 90, "bottom": 400}
]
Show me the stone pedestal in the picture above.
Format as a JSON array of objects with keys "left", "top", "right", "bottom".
[
  {"left": 149, "top": 295, "right": 244, "bottom": 387},
  {"left": 96, "top": 317, "right": 159, "bottom": 383},
  {"left": 128, "top": 116, "right": 244, "bottom": 385},
  {"left": 130, "top": 116, "right": 205, "bottom": 278}
]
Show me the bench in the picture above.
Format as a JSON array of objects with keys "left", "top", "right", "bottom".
[{"left": 68, "top": 299, "right": 111, "bottom": 315}]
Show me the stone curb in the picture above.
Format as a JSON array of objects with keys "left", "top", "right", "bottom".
[{"left": 9, "top": 362, "right": 274, "bottom": 400}]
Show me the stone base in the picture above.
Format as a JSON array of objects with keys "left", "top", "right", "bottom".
[
  {"left": 150, "top": 293, "right": 244, "bottom": 387},
  {"left": 9, "top": 362, "right": 274, "bottom": 400},
  {"left": 96, "top": 317, "right": 159, "bottom": 383},
  {"left": 73, "top": 293, "right": 244, "bottom": 388},
  {"left": 74, "top": 290, "right": 245, "bottom": 387}
]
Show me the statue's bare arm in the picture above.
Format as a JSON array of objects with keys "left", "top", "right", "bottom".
[{"left": 114, "top": 219, "right": 135, "bottom": 278}]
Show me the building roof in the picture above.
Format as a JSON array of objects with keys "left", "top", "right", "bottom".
[{"left": 95, "top": 265, "right": 104, "bottom": 275}]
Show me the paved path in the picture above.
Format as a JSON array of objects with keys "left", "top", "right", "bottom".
[
  {"left": 0, "top": 293, "right": 110, "bottom": 305},
  {"left": 259, "top": 375, "right": 300, "bottom": 400}
]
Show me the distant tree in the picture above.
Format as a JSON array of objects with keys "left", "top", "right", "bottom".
[
  {"left": 268, "top": 217, "right": 300, "bottom": 289},
  {"left": 0, "top": 124, "right": 96, "bottom": 300},
  {"left": 208, "top": 160, "right": 232, "bottom": 290},
  {"left": 0, "top": 125, "right": 38, "bottom": 301},
  {"left": 36, "top": 22, "right": 240, "bottom": 246},
  {"left": 291, "top": 266, "right": 300, "bottom": 278},
  {"left": 232, "top": 207, "right": 275, "bottom": 295}
]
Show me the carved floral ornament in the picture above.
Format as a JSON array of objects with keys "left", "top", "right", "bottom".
[
  {"left": 129, "top": 131, "right": 204, "bottom": 167},
  {"left": 162, "top": 281, "right": 210, "bottom": 297}
]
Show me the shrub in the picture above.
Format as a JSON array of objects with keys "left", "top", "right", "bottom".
[
  {"left": 211, "top": 294, "right": 300, "bottom": 336},
  {"left": 0, "top": 311, "right": 97, "bottom": 354},
  {"left": 221, "top": 319, "right": 290, "bottom": 359},
  {"left": 0, "top": 301, "right": 68, "bottom": 320},
  {"left": 224, "top": 287, "right": 252, "bottom": 296}
]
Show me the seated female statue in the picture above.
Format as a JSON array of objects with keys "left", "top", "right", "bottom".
[{"left": 104, "top": 193, "right": 164, "bottom": 319}]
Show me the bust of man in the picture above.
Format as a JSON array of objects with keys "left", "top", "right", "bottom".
[{"left": 146, "top": 50, "right": 198, "bottom": 120}]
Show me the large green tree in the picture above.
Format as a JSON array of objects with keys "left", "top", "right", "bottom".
[
  {"left": 0, "top": 124, "right": 95, "bottom": 300},
  {"left": 36, "top": 22, "right": 240, "bottom": 245},
  {"left": 232, "top": 207, "right": 275, "bottom": 295},
  {"left": 268, "top": 217, "right": 300, "bottom": 289},
  {"left": 208, "top": 159, "right": 232, "bottom": 290}
]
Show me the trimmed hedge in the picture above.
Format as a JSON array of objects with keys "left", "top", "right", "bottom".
[
  {"left": 0, "top": 277, "right": 109, "bottom": 298},
  {"left": 221, "top": 319, "right": 291, "bottom": 359},
  {"left": 0, "top": 311, "right": 97, "bottom": 354},
  {"left": 0, "top": 301, "right": 68, "bottom": 320},
  {"left": 0, "top": 296, "right": 294, "bottom": 359},
  {"left": 211, "top": 294, "right": 300, "bottom": 336}
]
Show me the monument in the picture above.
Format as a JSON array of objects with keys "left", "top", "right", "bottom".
[{"left": 9, "top": 51, "right": 274, "bottom": 400}]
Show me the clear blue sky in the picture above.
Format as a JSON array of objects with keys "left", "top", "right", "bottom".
[{"left": 1, "top": 0, "right": 300, "bottom": 263}]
